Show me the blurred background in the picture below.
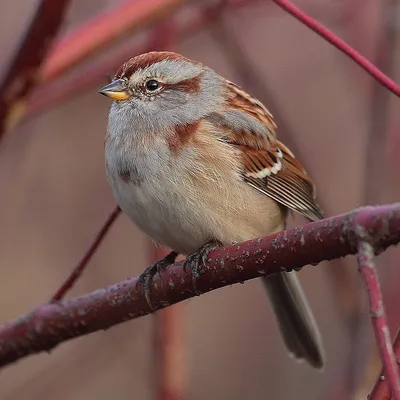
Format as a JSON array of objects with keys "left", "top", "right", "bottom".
[{"left": 0, "top": 0, "right": 399, "bottom": 399}]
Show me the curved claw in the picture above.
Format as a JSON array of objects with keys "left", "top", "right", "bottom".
[
  {"left": 183, "top": 240, "right": 222, "bottom": 295},
  {"left": 136, "top": 251, "right": 178, "bottom": 311}
]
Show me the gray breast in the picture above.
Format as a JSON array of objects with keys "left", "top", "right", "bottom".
[{"left": 115, "top": 158, "right": 142, "bottom": 186}]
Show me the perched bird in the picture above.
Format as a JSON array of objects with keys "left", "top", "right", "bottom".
[{"left": 99, "top": 51, "right": 324, "bottom": 368}]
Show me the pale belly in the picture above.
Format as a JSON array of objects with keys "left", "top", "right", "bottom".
[
  {"left": 105, "top": 131, "right": 285, "bottom": 255},
  {"left": 107, "top": 166, "right": 284, "bottom": 255}
]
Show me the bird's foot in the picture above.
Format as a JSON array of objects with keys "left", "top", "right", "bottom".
[
  {"left": 183, "top": 240, "right": 222, "bottom": 295},
  {"left": 137, "top": 250, "right": 178, "bottom": 311}
]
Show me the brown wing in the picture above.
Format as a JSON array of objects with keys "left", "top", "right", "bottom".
[
  {"left": 243, "top": 141, "right": 324, "bottom": 221},
  {"left": 209, "top": 81, "right": 323, "bottom": 222}
]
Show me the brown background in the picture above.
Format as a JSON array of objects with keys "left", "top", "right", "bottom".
[{"left": 0, "top": 0, "right": 399, "bottom": 399}]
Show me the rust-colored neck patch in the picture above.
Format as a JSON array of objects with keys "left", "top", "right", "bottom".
[{"left": 167, "top": 121, "right": 200, "bottom": 153}]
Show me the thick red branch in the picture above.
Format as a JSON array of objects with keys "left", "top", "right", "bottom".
[
  {"left": 271, "top": 0, "right": 400, "bottom": 97},
  {"left": 0, "top": 203, "right": 400, "bottom": 368},
  {"left": 0, "top": 0, "right": 71, "bottom": 139}
]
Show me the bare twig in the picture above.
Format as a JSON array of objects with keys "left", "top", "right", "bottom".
[
  {"left": 0, "top": 0, "right": 71, "bottom": 140},
  {"left": 50, "top": 206, "right": 121, "bottom": 302},
  {"left": 1, "top": 203, "right": 400, "bottom": 368},
  {"left": 270, "top": 0, "right": 400, "bottom": 97},
  {"left": 369, "top": 329, "right": 400, "bottom": 400},
  {"left": 357, "top": 242, "right": 400, "bottom": 400},
  {"left": 335, "top": 1, "right": 400, "bottom": 397}
]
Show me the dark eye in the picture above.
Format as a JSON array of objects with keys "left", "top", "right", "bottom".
[{"left": 146, "top": 79, "right": 160, "bottom": 91}]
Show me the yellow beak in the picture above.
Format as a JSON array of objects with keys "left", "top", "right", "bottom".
[{"left": 98, "top": 79, "right": 130, "bottom": 101}]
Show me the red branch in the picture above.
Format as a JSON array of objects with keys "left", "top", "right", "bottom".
[
  {"left": 26, "top": 0, "right": 259, "bottom": 119},
  {"left": 271, "top": 0, "right": 400, "bottom": 97},
  {"left": 40, "top": 0, "right": 185, "bottom": 83},
  {"left": 0, "top": 203, "right": 399, "bottom": 369},
  {"left": 357, "top": 242, "right": 400, "bottom": 399},
  {"left": 24, "top": 0, "right": 400, "bottom": 120},
  {"left": 370, "top": 329, "right": 400, "bottom": 400},
  {"left": 0, "top": 0, "right": 71, "bottom": 140},
  {"left": 50, "top": 206, "right": 121, "bottom": 302}
]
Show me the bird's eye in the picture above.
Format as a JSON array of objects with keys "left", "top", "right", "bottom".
[{"left": 145, "top": 79, "right": 160, "bottom": 91}]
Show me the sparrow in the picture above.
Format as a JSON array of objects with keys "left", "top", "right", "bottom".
[{"left": 99, "top": 51, "right": 324, "bottom": 368}]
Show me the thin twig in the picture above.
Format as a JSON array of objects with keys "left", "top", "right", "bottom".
[
  {"left": 336, "top": 1, "right": 400, "bottom": 397},
  {"left": 271, "top": 0, "right": 400, "bottom": 97},
  {"left": 357, "top": 242, "right": 400, "bottom": 399},
  {"left": 50, "top": 206, "right": 121, "bottom": 302},
  {"left": 369, "top": 328, "right": 400, "bottom": 399},
  {"left": 1, "top": 203, "right": 400, "bottom": 368},
  {"left": 0, "top": 0, "right": 71, "bottom": 140}
]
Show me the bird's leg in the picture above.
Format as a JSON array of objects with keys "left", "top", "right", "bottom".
[
  {"left": 183, "top": 239, "right": 222, "bottom": 295},
  {"left": 137, "top": 250, "right": 178, "bottom": 311}
]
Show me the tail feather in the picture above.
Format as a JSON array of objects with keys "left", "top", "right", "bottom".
[{"left": 262, "top": 272, "right": 324, "bottom": 369}]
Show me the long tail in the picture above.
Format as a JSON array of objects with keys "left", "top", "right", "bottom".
[{"left": 261, "top": 272, "right": 324, "bottom": 368}]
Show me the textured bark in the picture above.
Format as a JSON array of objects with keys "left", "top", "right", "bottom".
[
  {"left": 358, "top": 242, "right": 400, "bottom": 399},
  {"left": 0, "top": 203, "right": 399, "bottom": 371}
]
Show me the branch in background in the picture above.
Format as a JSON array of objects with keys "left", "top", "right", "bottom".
[
  {"left": 357, "top": 242, "right": 400, "bottom": 400},
  {"left": 25, "top": 0, "right": 259, "bottom": 119},
  {"left": 26, "top": 0, "right": 399, "bottom": 120},
  {"left": 0, "top": 203, "right": 400, "bottom": 374},
  {"left": 50, "top": 206, "right": 121, "bottom": 302},
  {"left": 0, "top": 0, "right": 71, "bottom": 140},
  {"left": 153, "top": 247, "right": 187, "bottom": 400},
  {"left": 369, "top": 329, "right": 400, "bottom": 400},
  {"left": 332, "top": 1, "right": 400, "bottom": 397},
  {"left": 367, "top": 1, "right": 400, "bottom": 398},
  {"left": 271, "top": 0, "right": 400, "bottom": 97},
  {"left": 40, "top": 0, "right": 186, "bottom": 83}
]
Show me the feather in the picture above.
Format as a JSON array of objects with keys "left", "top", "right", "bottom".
[{"left": 207, "top": 81, "right": 323, "bottom": 222}]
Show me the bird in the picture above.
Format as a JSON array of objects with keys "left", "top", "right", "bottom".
[{"left": 99, "top": 51, "right": 324, "bottom": 368}]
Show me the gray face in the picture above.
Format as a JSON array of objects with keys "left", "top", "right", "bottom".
[{"left": 107, "top": 58, "right": 224, "bottom": 139}]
